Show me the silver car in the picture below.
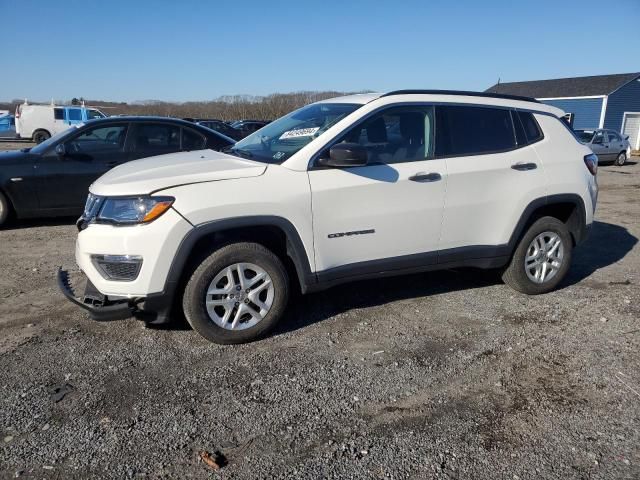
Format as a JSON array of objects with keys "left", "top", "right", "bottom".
[{"left": 574, "top": 129, "right": 631, "bottom": 166}]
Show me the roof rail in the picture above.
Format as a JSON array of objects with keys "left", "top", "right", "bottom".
[{"left": 380, "top": 89, "right": 540, "bottom": 104}]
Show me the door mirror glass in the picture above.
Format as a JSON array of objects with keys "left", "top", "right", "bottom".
[
  {"left": 592, "top": 134, "right": 604, "bottom": 145},
  {"left": 320, "top": 143, "right": 368, "bottom": 167}
]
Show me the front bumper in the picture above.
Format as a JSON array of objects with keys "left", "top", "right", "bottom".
[
  {"left": 57, "top": 268, "right": 174, "bottom": 324},
  {"left": 57, "top": 268, "right": 136, "bottom": 321}
]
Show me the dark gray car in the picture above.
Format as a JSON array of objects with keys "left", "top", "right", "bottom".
[{"left": 574, "top": 128, "right": 631, "bottom": 166}]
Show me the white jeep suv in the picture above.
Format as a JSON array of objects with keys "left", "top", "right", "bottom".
[{"left": 59, "top": 90, "right": 598, "bottom": 344}]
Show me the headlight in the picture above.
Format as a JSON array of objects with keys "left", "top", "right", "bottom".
[{"left": 95, "top": 196, "right": 175, "bottom": 225}]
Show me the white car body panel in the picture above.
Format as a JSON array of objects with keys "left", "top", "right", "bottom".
[
  {"left": 158, "top": 165, "right": 316, "bottom": 272},
  {"left": 75, "top": 208, "right": 192, "bottom": 296},
  {"left": 532, "top": 114, "right": 596, "bottom": 224},
  {"left": 90, "top": 150, "right": 267, "bottom": 197},
  {"left": 439, "top": 145, "right": 548, "bottom": 250},
  {"left": 309, "top": 158, "right": 447, "bottom": 271}
]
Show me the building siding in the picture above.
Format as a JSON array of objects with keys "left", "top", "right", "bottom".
[
  {"left": 603, "top": 76, "right": 640, "bottom": 132},
  {"left": 540, "top": 98, "right": 603, "bottom": 129}
]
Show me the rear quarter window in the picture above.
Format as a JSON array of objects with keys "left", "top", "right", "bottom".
[{"left": 517, "top": 111, "right": 543, "bottom": 144}]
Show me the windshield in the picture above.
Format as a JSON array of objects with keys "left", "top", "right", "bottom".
[
  {"left": 87, "top": 109, "right": 106, "bottom": 119},
  {"left": 29, "top": 124, "right": 84, "bottom": 154},
  {"left": 574, "top": 130, "right": 595, "bottom": 143},
  {"left": 227, "top": 103, "right": 361, "bottom": 164}
]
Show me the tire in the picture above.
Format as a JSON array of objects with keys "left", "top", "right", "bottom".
[
  {"left": 502, "top": 216, "right": 573, "bottom": 295},
  {"left": 182, "top": 242, "right": 289, "bottom": 344},
  {"left": 0, "top": 190, "right": 10, "bottom": 228},
  {"left": 33, "top": 130, "right": 51, "bottom": 144},
  {"left": 615, "top": 151, "right": 627, "bottom": 166}
]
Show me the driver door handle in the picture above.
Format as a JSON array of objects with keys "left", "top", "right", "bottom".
[
  {"left": 409, "top": 172, "right": 441, "bottom": 182},
  {"left": 511, "top": 162, "right": 537, "bottom": 171}
]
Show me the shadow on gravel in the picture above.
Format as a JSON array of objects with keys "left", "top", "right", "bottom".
[
  {"left": 563, "top": 220, "right": 637, "bottom": 286},
  {"left": 277, "top": 268, "right": 501, "bottom": 336},
  {"left": 2, "top": 216, "right": 78, "bottom": 230}
]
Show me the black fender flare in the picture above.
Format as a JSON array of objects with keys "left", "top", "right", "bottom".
[
  {"left": 507, "top": 193, "right": 588, "bottom": 252},
  {"left": 163, "top": 215, "right": 316, "bottom": 296}
]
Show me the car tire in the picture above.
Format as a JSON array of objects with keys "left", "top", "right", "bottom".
[
  {"left": 502, "top": 216, "right": 573, "bottom": 295},
  {"left": 0, "top": 190, "right": 10, "bottom": 228},
  {"left": 182, "top": 242, "right": 289, "bottom": 344},
  {"left": 615, "top": 152, "right": 627, "bottom": 166},
  {"left": 33, "top": 130, "right": 51, "bottom": 144}
]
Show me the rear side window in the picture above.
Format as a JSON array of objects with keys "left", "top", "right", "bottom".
[
  {"left": 181, "top": 128, "right": 206, "bottom": 151},
  {"left": 607, "top": 131, "right": 621, "bottom": 142},
  {"left": 517, "top": 111, "right": 543, "bottom": 144},
  {"left": 133, "top": 123, "right": 180, "bottom": 154},
  {"left": 435, "top": 105, "right": 515, "bottom": 157},
  {"left": 54, "top": 108, "right": 64, "bottom": 120}
]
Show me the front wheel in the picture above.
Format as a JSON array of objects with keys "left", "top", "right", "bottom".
[
  {"left": 0, "top": 190, "right": 10, "bottom": 228},
  {"left": 615, "top": 152, "right": 627, "bottom": 166},
  {"left": 502, "top": 216, "right": 573, "bottom": 295},
  {"left": 182, "top": 242, "right": 289, "bottom": 344}
]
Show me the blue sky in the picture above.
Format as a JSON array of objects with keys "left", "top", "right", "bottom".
[{"left": 1, "top": 0, "right": 639, "bottom": 102}]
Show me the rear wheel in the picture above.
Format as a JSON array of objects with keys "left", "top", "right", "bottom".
[
  {"left": 182, "top": 242, "right": 289, "bottom": 344},
  {"left": 33, "top": 130, "right": 51, "bottom": 144},
  {"left": 0, "top": 191, "right": 10, "bottom": 227},
  {"left": 615, "top": 151, "right": 627, "bottom": 166},
  {"left": 502, "top": 216, "right": 573, "bottom": 295}
]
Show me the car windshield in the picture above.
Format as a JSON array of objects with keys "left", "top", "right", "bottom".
[
  {"left": 574, "top": 130, "right": 595, "bottom": 143},
  {"left": 87, "top": 109, "right": 105, "bottom": 120},
  {"left": 29, "top": 124, "right": 85, "bottom": 154},
  {"left": 226, "top": 103, "right": 362, "bottom": 164}
]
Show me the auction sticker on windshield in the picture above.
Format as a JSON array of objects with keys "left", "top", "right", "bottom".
[{"left": 279, "top": 127, "right": 320, "bottom": 140}]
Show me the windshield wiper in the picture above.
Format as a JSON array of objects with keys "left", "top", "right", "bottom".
[{"left": 224, "top": 146, "right": 253, "bottom": 159}]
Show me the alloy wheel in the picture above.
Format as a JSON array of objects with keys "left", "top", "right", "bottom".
[
  {"left": 524, "top": 231, "right": 564, "bottom": 284},
  {"left": 205, "top": 262, "right": 275, "bottom": 330}
]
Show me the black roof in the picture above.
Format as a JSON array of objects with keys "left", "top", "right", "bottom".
[
  {"left": 382, "top": 89, "right": 539, "bottom": 103},
  {"left": 485, "top": 73, "right": 640, "bottom": 98}
]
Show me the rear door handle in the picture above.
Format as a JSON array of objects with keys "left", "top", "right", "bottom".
[
  {"left": 409, "top": 172, "right": 441, "bottom": 182},
  {"left": 511, "top": 162, "right": 537, "bottom": 171}
]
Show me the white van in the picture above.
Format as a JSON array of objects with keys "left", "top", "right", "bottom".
[{"left": 15, "top": 103, "right": 106, "bottom": 143}]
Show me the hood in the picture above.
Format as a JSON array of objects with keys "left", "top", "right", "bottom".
[{"left": 90, "top": 149, "right": 267, "bottom": 196}]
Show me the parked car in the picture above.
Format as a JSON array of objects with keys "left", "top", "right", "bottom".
[
  {"left": 0, "top": 113, "right": 15, "bottom": 138},
  {"left": 574, "top": 129, "right": 631, "bottom": 166},
  {"left": 15, "top": 103, "right": 107, "bottom": 143},
  {"left": 58, "top": 90, "right": 598, "bottom": 345},
  {"left": 0, "top": 117, "right": 234, "bottom": 226},
  {"left": 196, "top": 119, "right": 244, "bottom": 140},
  {"left": 230, "top": 120, "right": 270, "bottom": 137}
]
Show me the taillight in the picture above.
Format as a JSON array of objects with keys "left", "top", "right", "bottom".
[
  {"left": 15, "top": 105, "right": 20, "bottom": 118},
  {"left": 584, "top": 153, "right": 598, "bottom": 175}
]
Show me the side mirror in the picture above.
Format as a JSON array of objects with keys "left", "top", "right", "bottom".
[
  {"left": 319, "top": 143, "right": 368, "bottom": 168},
  {"left": 592, "top": 137, "right": 602, "bottom": 145},
  {"left": 55, "top": 143, "right": 66, "bottom": 156}
]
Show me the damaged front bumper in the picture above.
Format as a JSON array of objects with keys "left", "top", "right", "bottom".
[{"left": 57, "top": 268, "right": 137, "bottom": 321}]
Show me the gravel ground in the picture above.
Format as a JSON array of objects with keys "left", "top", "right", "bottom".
[{"left": 0, "top": 156, "right": 639, "bottom": 479}]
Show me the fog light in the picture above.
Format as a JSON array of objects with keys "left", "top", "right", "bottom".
[{"left": 91, "top": 255, "right": 143, "bottom": 281}]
